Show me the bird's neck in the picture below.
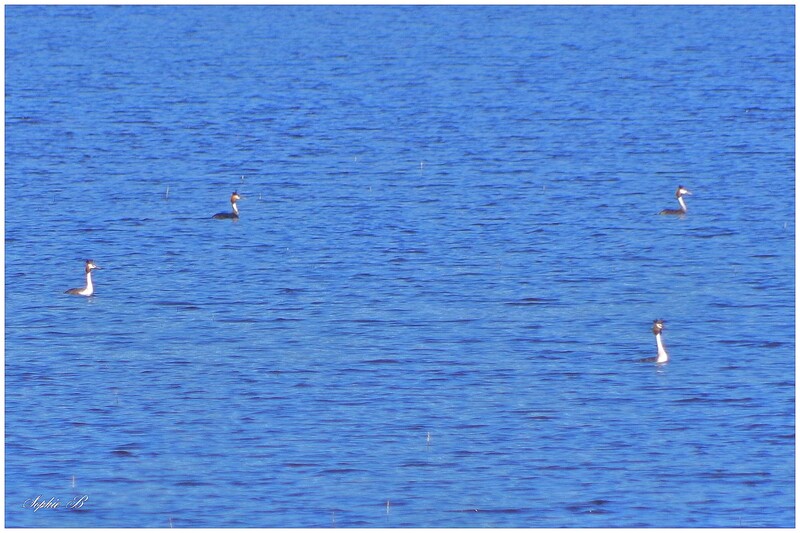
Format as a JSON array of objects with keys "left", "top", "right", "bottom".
[{"left": 655, "top": 332, "right": 669, "bottom": 363}]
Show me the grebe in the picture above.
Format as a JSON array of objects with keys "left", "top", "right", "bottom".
[
  {"left": 659, "top": 185, "right": 691, "bottom": 215},
  {"left": 212, "top": 192, "right": 241, "bottom": 219},
  {"left": 65, "top": 260, "right": 101, "bottom": 297},
  {"left": 639, "top": 319, "right": 669, "bottom": 363}
]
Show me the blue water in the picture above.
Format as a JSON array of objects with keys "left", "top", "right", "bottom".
[{"left": 5, "top": 5, "right": 795, "bottom": 528}]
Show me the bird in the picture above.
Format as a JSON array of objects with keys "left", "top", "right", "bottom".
[
  {"left": 212, "top": 192, "right": 241, "bottom": 219},
  {"left": 65, "top": 259, "right": 101, "bottom": 296},
  {"left": 639, "top": 319, "right": 669, "bottom": 363},
  {"left": 659, "top": 185, "right": 691, "bottom": 216}
]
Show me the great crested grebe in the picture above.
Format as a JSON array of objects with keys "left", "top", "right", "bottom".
[
  {"left": 659, "top": 185, "right": 691, "bottom": 215},
  {"left": 639, "top": 319, "right": 669, "bottom": 363},
  {"left": 212, "top": 192, "right": 241, "bottom": 219},
  {"left": 65, "top": 259, "right": 101, "bottom": 296}
]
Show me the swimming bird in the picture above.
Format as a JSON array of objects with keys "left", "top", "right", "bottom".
[
  {"left": 65, "top": 259, "right": 101, "bottom": 296},
  {"left": 212, "top": 192, "right": 241, "bottom": 219},
  {"left": 639, "top": 319, "right": 669, "bottom": 363},
  {"left": 659, "top": 185, "right": 691, "bottom": 216}
]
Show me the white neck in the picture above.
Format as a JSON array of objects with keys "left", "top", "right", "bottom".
[
  {"left": 655, "top": 332, "right": 669, "bottom": 363},
  {"left": 232, "top": 202, "right": 239, "bottom": 215},
  {"left": 82, "top": 270, "right": 94, "bottom": 296},
  {"left": 677, "top": 196, "right": 687, "bottom": 212}
]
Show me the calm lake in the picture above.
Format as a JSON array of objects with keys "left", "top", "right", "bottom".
[{"left": 5, "top": 5, "right": 794, "bottom": 527}]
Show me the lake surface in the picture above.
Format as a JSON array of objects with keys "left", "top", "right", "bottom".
[{"left": 5, "top": 5, "right": 794, "bottom": 528}]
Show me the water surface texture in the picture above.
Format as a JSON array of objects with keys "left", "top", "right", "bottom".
[{"left": 5, "top": 5, "right": 794, "bottom": 527}]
